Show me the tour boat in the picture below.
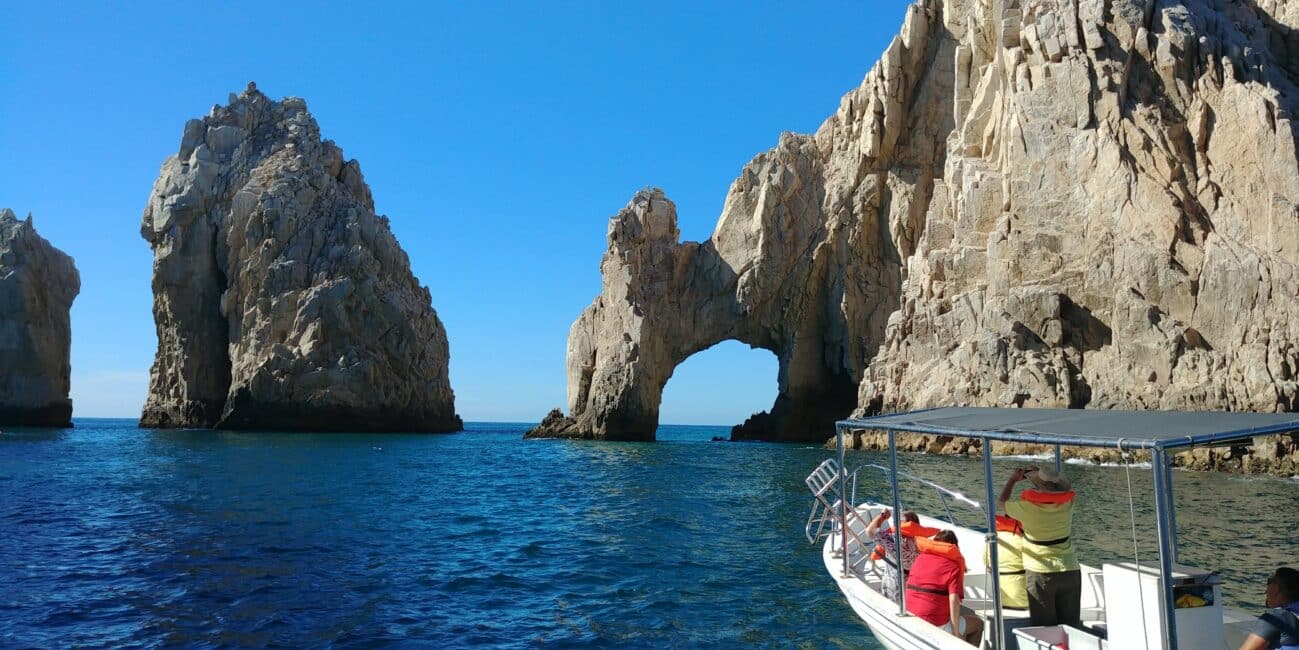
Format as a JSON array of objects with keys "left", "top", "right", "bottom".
[{"left": 806, "top": 407, "right": 1299, "bottom": 650}]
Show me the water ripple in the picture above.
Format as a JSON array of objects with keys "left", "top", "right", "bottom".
[{"left": 3, "top": 420, "right": 1295, "bottom": 647}]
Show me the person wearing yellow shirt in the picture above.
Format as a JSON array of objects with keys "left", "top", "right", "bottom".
[
  {"left": 997, "top": 465, "right": 1080, "bottom": 628},
  {"left": 983, "top": 514, "right": 1030, "bottom": 611}
]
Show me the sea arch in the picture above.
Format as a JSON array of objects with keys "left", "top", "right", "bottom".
[{"left": 530, "top": 135, "right": 902, "bottom": 442}]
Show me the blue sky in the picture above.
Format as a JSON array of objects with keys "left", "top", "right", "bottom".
[{"left": 1, "top": 1, "right": 912, "bottom": 424}]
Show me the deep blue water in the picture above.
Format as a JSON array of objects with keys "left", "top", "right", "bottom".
[
  {"left": 2, "top": 420, "right": 1296, "bottom": 648},
  {"left": 0, "top": 420, "right": 878, "bottom": 648}
]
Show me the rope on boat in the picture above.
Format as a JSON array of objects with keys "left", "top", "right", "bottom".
[{"left": 1119, "top": 437, "right": 1151, "bottom": 650}]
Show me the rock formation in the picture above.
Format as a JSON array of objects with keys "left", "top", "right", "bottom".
[
  {"left": 534, "top": 0, "right": 1299, "bottom": 446},
  {"left": 140, "top": 83, "right": 461, "bottom": 432},
  {"left": 0, "top": 209, "right": 80, "bottom": 427}
]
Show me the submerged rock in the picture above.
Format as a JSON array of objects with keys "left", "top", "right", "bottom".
[
  {"left": 541, "top": 0, "right": 1299, "bottom": 446},
  {"left": 140, "top": 84, "right": 461, "bottom": 432},
  {"left": 0, "top": 209, "right": 80, "bottom": 427}
]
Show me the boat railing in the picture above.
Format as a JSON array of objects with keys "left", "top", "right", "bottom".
[
  {"left": 847, "top": 463, "right": 984, "bottom": 526},
  {"left": 805, "top": 459, "right": 987, "bottom": 547}
]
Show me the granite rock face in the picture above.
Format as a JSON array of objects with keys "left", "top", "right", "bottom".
[
  {"left": 141, "top": 84, "right": 461, "bottom": 432},
  {"left": 857, "top": 0, "right": 1299, "bottom": 419},
  {"left": 0, "top": 209, "right": 80, "bottom": 426},
  {"left": 537, "top": 0, "right": 1299, "bottom": 444}
]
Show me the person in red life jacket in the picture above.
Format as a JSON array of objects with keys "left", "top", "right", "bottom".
[
  {"left": 864, "top": 509, "right": 939, "bottom": 600},
  {"left": 906, "top": 530, "right": 984, "bottom": 645},
  {"left": 1239, "top": 567, "right": 1299, "bottom": 650},
  {"left": 998, "top": 465, "right": 1080, "bottom": 628}
]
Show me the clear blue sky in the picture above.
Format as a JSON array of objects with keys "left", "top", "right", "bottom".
[{"left": 0, "top": 1, "right": 912, "bottom": 424}]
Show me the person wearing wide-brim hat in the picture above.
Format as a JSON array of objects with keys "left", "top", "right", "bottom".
[{"left": 997, "top": 464, "right": 1080, "bottom": 628}]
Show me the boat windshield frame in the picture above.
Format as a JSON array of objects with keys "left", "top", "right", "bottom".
[{"left": 833, "top": 406, "right": 1299, "bottom": 650}]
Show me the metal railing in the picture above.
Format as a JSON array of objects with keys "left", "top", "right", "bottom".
[
  {"left": 805, "top": 461, "right": 985, "bottom": 555},
  {"left": 846, "top": 463, "right": 984, "bottom": 525}
]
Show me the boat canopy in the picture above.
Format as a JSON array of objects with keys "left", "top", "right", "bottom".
[{"left": 837, "top": 406, "right": 1299, "bottom": 450}]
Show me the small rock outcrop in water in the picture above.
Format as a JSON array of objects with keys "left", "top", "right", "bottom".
[
  {"left": 0, "top": 209, "right": 80, "bottom": 427},
  {"left": 538, "top": 0, "right": 1299, "bottom": 446},
  {"left": 140, "top": 84, "right": 461, "bottom": 432}
]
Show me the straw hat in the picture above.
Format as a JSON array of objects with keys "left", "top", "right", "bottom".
[{"left": 1029, "top": 466, "right": 1072, "bottom": 492}]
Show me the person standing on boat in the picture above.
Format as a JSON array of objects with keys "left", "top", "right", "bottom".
[
  {"left": 906, "top": 530, "right": 984, "bottom": 645},
  {"left": 982, "top": 515, "right": 1029, "bottom": 611},
  {"left": 997, "top": 465, "right": 1080, "bottom": 628},
  {"left": 1239, "top": 567, "right": 1299, "bottom": 650},
  {"left": 864, "top": 509, "right": 935, "bottom": 600}
]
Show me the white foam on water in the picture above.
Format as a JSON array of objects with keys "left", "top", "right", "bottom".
[{"left": 993, "top": 452, "right": 1054, "bottom": 461}]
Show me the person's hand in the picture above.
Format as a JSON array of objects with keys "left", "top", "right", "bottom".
[
  {"left": 1009, "top": 468, "right": 1027, "bottom": 482},
  {"left": 877, "top": 509, "right": 891, "bottom": 522}
]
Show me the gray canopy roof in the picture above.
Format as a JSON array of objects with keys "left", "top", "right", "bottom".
[{"left": 838, "top": 407, "right": 1299, "bottom": 450}]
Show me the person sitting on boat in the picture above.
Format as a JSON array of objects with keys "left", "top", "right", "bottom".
[
  {"left": 982, "top": 514, "right": 1029, "bottom": 610},
  {"left": 864, "top": 509, "right": 938, "bottom": 599},
  {"left": 997, "top": 465, "right": 1080, "bottom": 628},
  {"left": 906, "top": 530, "right": 984, "bottom": 645},
  {"left": 1239, "top": 567, "right": 1299, "bottom": 650}
]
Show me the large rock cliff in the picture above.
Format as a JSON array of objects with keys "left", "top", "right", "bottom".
[
  {"left": 534, "top": 0, "right": 1299, "bottom": 444},
  {"left": 140, "top": 84, "right": 461, "bottom": 432},
  {"left": 0, "top": 209, "right": 80, "bottom": 427}
]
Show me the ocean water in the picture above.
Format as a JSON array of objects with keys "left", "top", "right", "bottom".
[{"left": 2, "top": 420, "right": 1296, "bottom": 648}]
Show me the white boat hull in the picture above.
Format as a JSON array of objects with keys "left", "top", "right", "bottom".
[{"left": 821, "top": 503, "right": 1259, "bottom": 650}]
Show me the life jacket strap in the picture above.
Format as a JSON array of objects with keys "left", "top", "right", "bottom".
[
  {"left": 999, "top": 570, "right": 1026, "bottom": 576},
  {"left": 906, "top": 584, "right": 949, "bottom": 596},
  {"left": 1025, "top": 535, "right": 1070, "bottom": 547}
]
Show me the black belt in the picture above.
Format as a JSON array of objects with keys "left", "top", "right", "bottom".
[
  {"left": 1025, "top": 535, "right": 1070, "bottom": 547},
  {"left": 907, "top": 584, "right": 949, "bottom": 596}
]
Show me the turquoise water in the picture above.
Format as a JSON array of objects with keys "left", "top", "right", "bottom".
[{"left": 2, "top": 420, "right": 1296, "bottom": 648}]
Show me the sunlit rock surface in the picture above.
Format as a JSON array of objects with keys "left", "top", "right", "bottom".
[
  {"left": 0, "top": 209, "right": 80, "bottom": 427},
  {"left": 141, "top": 84, "right": 461, "bottom": 432},
  {"left": 536, "top": 0, "right": 1299, "bottom": 446}
]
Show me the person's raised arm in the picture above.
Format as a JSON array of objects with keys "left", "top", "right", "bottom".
[
  {"left": 865, "top": 509, "right": 891, "bottom": 538},
  {"left": 997, "top": 468, "right": 1028, "bottom": 512}
]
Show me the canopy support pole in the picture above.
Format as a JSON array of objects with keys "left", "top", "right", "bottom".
[
  {"left": 837, "top": 423, "right": 848, "bottom": 577},
  {"left": 889, "top": 430, "right": 905, "bottom": 617},
  {"left": 1161, "top": 451, "right": 1180, "bottom": 563},
  {"left": 1054, "top": 443, "right": 1063, "bottom": 472},
  {"left": 1152, "top": 448, "right": 1179, "bottom": 650},
  {"left": 983, "top": 438, "right": 1004, "bottom": 650}
]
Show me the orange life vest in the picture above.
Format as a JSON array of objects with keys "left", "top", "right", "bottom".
[
  {"left": 868, "top": 521, "right": 941, "bottom": 561},
  {"left": 914, "top": 536, "right": 967, "bottom": 574},
  {"left": 1021, "top": 489, "right": 1075, "bottom": 505},
  {"left": 995, "top": 515, "right": 1024, "bottom": 536}
]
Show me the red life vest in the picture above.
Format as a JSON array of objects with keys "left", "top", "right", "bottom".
[
  {"left": 995, "top": 515, "right": 1024, "bottom": 535},
  {"left": 1021, "top": 489, "right": 1075, "bottom": 505},
  {"left": 914, "top": 536, "right": 967, "bottom": 574}
]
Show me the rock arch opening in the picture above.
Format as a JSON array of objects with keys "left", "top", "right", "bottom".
[{"left": 658, "top": 340, "right": 778, "bottom": 428}]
